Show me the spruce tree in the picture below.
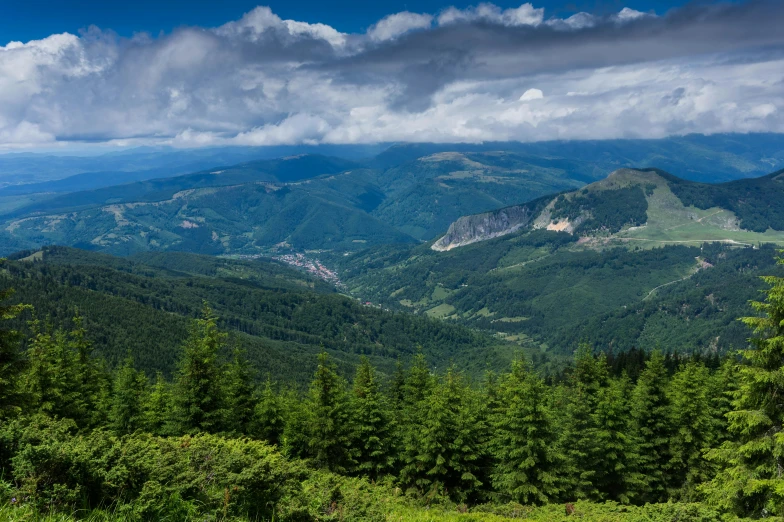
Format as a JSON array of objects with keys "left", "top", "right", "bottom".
[
  {"left": 401, "top": 367, "right": 485, "bottom": 502},
  {"left": 629, "top": 350, "right": 674, "bottom": 503},
  {"left": 351, "top": 357, "right": 393, "bottom": 478},
  {"left": 557, "top": 346, "right": 609, "bottom": 500},
  {"left": 0, "top": 285, "right": 28, "bottom": 415},
  {"left": 253, "top": 377, "right": 286, "bottom": 445},
  {"left": 490, "top": 359, "right": 561, "bottom": 504},
  {"left": 703, "top": 256, "right": 784, "bottom": 516},
  {"left": 108, "top": 354, "right": 148, "bottom": 434},
  {"left": 142, "top": 371, "right": 172, "bottom": 435},
  {"left": 69, "top": 314, "right": 110, "bottom": 428},
  {"left": 667, "top": 361, "right": 718, "bottom": 499},
  {"left": 590, "top": 373, "right": 640, "bottom": 503},
  {"left": 171, "top": 303, "right": 227, "bottom": 434},
  {"left": 305, "top": 352, "right": 355, "bottom": 473},
  {"left": 224, "top": 347, "right": 256, "bottom": 435},
  {"left": 23, "top": 321, "right": 79, "bottom": 419}
]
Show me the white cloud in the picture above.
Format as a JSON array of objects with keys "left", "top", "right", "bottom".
[
  {"left": 614, "top": 7, "right": 652, "bottom": 23},
  {"left": 438, "top": 2, "right": 544, "bottom": 27},
  {"left": 368, "top": 12, "right": 433, "bottom": 41},
  {"left": 0, "top": 2, "right": 782, "bottom": 151},
  {"left": 216, "top": 6, "right": 347, "bottom": 47},
  {"left": 547, "top": 12, "right": 596, "bottom": 30},
  {"left": 519, "top": 88, "right": 544, "bottom": 101}
]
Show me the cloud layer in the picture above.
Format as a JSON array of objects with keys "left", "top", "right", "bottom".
[{"left": 1, "top": 1, "right": 783, "bottom": 149}]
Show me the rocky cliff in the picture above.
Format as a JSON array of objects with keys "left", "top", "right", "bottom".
[{"left": 432, "top": 203, "right": 540, "bottom": 251}]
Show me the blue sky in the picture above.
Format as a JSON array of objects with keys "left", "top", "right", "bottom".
[
  {"left": 0, "top": 1, "right": 780, "bottom": 150},
  {"left": 3, "top": 0, "right": 688, "bottom": 44}
]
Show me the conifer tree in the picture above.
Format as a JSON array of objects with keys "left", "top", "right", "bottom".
[
  {"left": 667, "top": 361, "right": 718, "bottom": 499},
  {"left": 351, "top": 357, "right": 393, "bottom": 478},
  {"left": 305, "top": 351, "right": 355, "bottom": 473},
  {"left": 557, "top": 345, "right": 609, "bottom": 500},
  {"left": 403, "top": 351, "right": 434, "bottom": 406},
  {"left": 142, "top": 371, "right": 172, "bottom": 435},
  {"left": 401, "top": 367, "right": 485, "bottom": 502},
  {"left": 490, "top": 359, "right": 561, "bottom": 504},
  {"left": 0, "top": 285, "right": 28, "bottom": 415},
  {"left": 590, "top": 373, "right": 640, "bottom": 502},
  {"left": 282, "top": 390, "right": 311, "bottom": 459},
  {"left": 108, "top": 354, "right": 148, "bottom": 434},
  {"left": 69, "top": 314, "right": 110, "bottom": 428},
  {"left": 396, "top": 352, "right": 433, "bottom": 470},
  {"left": 171, "top": 303, "right": 227, "bottom": 434},
  {"left": 390, "top": 358, "right": 406, "bottom": 406},
  {"left": 224, "top": 347, "right": 256, "bottom": 435},
  {"left": 23, "top": 321, "right": 79, "bottom": 419},
  {"left": 629, "top": 350, "right": 674, "bottom": 503},
  {"left": 253, "top": 376, "right": 286, "bottom": 445},
  {"left": 703, "top": 255, "right": 784, "bottom": 516}
]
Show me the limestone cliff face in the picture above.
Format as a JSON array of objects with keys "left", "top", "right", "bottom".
[{"left": 431, "top": 204, "right": 539, "bottom": 251}]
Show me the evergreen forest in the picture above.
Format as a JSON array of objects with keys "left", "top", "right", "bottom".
[{"left": 3, "top": 250, "right": 784, "bottom": 521}]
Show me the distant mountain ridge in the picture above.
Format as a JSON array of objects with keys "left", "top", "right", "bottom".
[
  {"left": 433, "top": 168, "right": 784, "bottom": 251},
  {"left": 3, "top": 133, "right": 784, "bottom": 257}
]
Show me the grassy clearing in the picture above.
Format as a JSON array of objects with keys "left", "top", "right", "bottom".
[
  {"left": 614, "top": 182, "right": 784, "bottom": 247},
  {"left": 425, "top": 303, "right": 456, "bottom": 318}
]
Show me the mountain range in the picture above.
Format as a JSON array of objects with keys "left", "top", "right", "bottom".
[{"left": 2, "top": 133, "right": 784, "bottom": 257}]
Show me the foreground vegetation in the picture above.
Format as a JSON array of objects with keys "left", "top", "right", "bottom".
[{"left": 3, "top": 253, "right": 784, "bottom": 520}]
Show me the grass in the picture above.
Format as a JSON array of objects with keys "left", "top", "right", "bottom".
[
  {"left": 613, "top": 182, "right": 784, "bottom": 247},
  {"left": 425, "top": 303, "right": 456, "bottom": 319},
  {"left": 1, "top": 501, "right": 751, "bottom": 522}
]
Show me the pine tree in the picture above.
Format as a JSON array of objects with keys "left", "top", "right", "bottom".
[
  {"left": 171, "top": 303, "right": 227, "bottom": 434},
  {"left": 305, "top": 352, "right": 355, "bottom": 473},
  {"left": 108, "top": 354, "right": 148, "bottom": 434},
  {"left": 703, "top": 256, "right": 784, "bottom": 516},
  {"left": 351, "top": 357, "right": 393, "bottom": 478},
  {"left": 490, "top": 359, "right": 561, "bottom": 504},
  {"left": 142, "top": 371, "right": 172, "bottom": 435},
  {"left": 224, "top": 347, "right": 256, "bottom": 435},
  {"left": 629, "top": 350, "right": 674, "bottom": 503},
  {"left": 253, "top": 376, "right": 286, "bottom": 445},
  {"left": 0, "top": 285, "right": 28, "bottom": 415}
]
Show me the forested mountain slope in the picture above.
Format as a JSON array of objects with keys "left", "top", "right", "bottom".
[
  {"left": 335, "top": 233, "right": 784, "bottom": 357},
  {"left": 0, "top": 247, "right": 513, "bottom": 383}
]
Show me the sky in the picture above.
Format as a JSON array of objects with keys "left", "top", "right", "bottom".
[{"left": 0, "top": 0, "right": 781, "bottom": 150}]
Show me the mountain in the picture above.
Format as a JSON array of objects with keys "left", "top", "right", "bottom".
[
  {"left": 4, "top": 134, "right": 784, "bottom": 258},
  {"left": 331, "top": 168, "right": 784, "bottom": 356},
  {"left": 0, "top": 144, "right": 388, "bottom": 188},
  {"left": 433, "top": 168, "right": 784, "bottom": 251},
  {"left": 0, "top": 246, "right": 515, "bottom": 384},
  {"left": 0, "top": 151, "right": 588, "bottom": 255},
  {"left": 369, "top": 133, "right": 784, "bottom": 181}
]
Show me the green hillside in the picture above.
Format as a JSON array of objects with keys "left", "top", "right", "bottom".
[
  {"left": 333, "top": 168, "right": 784, "bottom": 356},
  {"left": 0, "top": 151, "right": 588, "bottom": 255},
  {"left": 0, "top": 247, "right": 514, "bottom": 384}
]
